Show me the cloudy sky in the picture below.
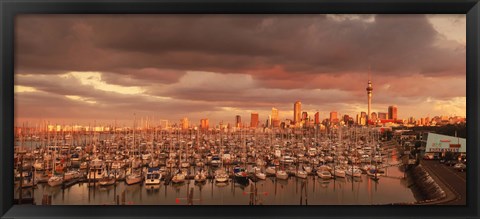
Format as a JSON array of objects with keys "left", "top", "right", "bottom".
[{"left": 14, "top": 14, "right": 466, "bottom": 126}]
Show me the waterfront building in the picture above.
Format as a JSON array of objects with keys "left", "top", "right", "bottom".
[{"left": 378, "top": 112, "right": 387, "bottom": 120}]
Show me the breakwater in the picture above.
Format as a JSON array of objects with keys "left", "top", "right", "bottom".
[{"left": 407, "top": 164, "right": 446, "bottom": 203}]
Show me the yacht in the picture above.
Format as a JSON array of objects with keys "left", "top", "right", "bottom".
[
  {"left": 233, "top": 166, "right": 249, "bottom": 185},
  {"left": 87, "top": 158, "right": 104, "bottom": 181},
  {"left": 145, "top": 167, "right": 162, "bottom": 185}
]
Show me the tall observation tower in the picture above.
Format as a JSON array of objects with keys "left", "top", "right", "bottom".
[{"left": 366, "top": 80, "right": 373, "bottom": 121}]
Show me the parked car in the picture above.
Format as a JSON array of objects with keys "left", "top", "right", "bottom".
[
  {"left": 453, "top": 163, "right": 466, "bottom": 172},
  {"left": 423, "top": 153, "right": 434, "bottom": 160},
  {"left": 445, "top": 160, "right": 456, "bottom": 166}
]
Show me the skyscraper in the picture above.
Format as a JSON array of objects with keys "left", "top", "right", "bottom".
[
  {"left": 251, "top": 112, "right": 259, "bottom": 128},
  {"left": 330, "top": 111, "right": 338, "bottom": 123},
  {"left": 366, "top": 80, "right": 373, "bottom": 121},
  {"left": 271, "top": 107, "right": 279, "bottom": 121},
  {"left": 200, "top": 118, "right": 209, "bottom": 130},
  {"left": 271, "top": 107, "right": 280, "bottom": 127},
  {"left": 371, "top": 112, "right": 378, "bottom": 121},
  {"left": 314, "top": 112, "right": 320, "bottom": 124},
  {"left": 302, "top": 112, "right": 308, "bottom": 121},
  {"left": 181, "top": 117, "right": 189, "bottom": 130},
  {"left": 294, "top": 101, "right": 302, "bottom": 125},
  {"left": 388, "top": 105, "right": 398, "bottom": 120},
  {"left": 235, "top": 115, "right": 242, "bottom": 128}
]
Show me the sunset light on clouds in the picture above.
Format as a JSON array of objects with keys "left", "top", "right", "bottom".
[{"left": 14, "top": 14, "right": 466, "bottom": 126}]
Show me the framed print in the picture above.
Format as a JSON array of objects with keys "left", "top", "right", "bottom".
[{"left": 1, "top": 0, "right": 479, "bottom": 218}]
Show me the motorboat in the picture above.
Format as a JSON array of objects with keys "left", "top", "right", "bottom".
[
  {"left": 87, "top": 158, "right": 104, "bottom": 181},
  {"left": 233, "top": 166, "right": 249, "bottom": 185},
  {"left": 145, "top": 167, "right": 162, "bottom": 185}
]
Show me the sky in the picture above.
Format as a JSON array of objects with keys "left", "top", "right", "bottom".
[{"left": 14, "top": 14, "right": 466, "bottom": 127}]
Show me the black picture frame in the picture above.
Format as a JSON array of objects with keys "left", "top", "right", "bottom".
[{"left": 1, "top": 0, "right": 479, "bottom": 218}]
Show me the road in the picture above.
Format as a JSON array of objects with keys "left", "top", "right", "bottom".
[{"left": 420, "top": 160, "right": 466, "bottom": 205}]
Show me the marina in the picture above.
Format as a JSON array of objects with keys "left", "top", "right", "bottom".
[{"left": 14, "top": 126, "right": 418, "bottom": 205}]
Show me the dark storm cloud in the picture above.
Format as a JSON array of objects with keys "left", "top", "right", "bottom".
[{"left": 16, "top": 15, "right": 465, "bottom": 87}]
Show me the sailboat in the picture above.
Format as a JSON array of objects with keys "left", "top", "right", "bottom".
[
  {"left": 171, "top": 169, "right": 186, "bottom": 184},
  {"left": 47, "top": 175, "right": 63, "bottom": 187},
  {"left": 125, "top": 169, "right": 143, "bottom": 185},
  {"left": 214, "top": 168, "right": 229, "bottom": 183},
  {"left": 194, "top": 169, "right": 207, "bottom": 183}
]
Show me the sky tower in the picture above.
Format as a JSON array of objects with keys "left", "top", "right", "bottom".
[{"left": 366, "top": 79, "right": 373, "bottom": 122}]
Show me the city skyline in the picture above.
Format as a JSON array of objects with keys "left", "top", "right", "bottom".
[{"left": 14, "top": 14, "right": 466, "bottom": 126}]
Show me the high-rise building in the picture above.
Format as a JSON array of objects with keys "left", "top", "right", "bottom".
[
  {"left": 388, "top": 105, "right": 398, "bottom": 120},
  {"left": 200, "top": 118, "right": 209, "bottom": 130},
  {"left": 330, "top": 111, "right": 338, "bottom": 123},
  {"left": 360, "top": 111, "right": 367, "bottom": 119},
  {"left": 343, "top": 114, "right": 350, "bottom": 123},
  {"left": 160, "top": 120, "right": 169, "bottom": 129},
  {"left": 302, "top": 112, "right": 308, "bottom": 121},
  {"left": 366, "top": 80, "right": 373, "bottom": 121},
  {"left": 314, "top": 112, "right": 320, "bottom": 124},
  {"left": 294, "top": 101, "right": 302, "bottom": 124},
  {"left": 271, "top": 107, "right": 279, "bottom": 121},
  {"left": 271, "top": 107, "right": 280, "bottom": 127},
  {"left": 378, "top": 112, "right": 387, "bottom": 120},
  {"left": 235, "top": 115, "right": 242, "bottom": 128},
  {"left": 371, "top": 112, "right": 377, "bottom": 121},
  {"left": 181, "top": 117, "right": 189, "bottom": 130},
  {"left": 251, "top": 112, "right": 259, "bottom": 128}
]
